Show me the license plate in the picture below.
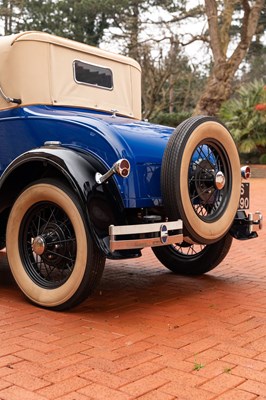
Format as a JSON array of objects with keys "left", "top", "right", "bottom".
[{"left": 239, "top": 182, "right": 250, "bottom": 209}]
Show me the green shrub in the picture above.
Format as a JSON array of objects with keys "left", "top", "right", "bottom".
[
  {"left": 219, "top": 80, "right": 266, "bottom": 157},
  {"left": 259, "top": 153, "right": 266, "bottom": 164},
  {"left": 150, "top": 111, "right": 192, "bottom": 127}
]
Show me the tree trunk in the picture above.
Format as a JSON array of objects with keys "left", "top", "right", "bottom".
[
  {"left": 168, "top": 38, "right": 177, "bottom": 114},
  {"left": 194, "top": 63, "right": 235, "bottom": 115},
  {"left": 169, "top": 73, "right": 174, "bottom": 114},
  {"left": 128, "top": 2, "right": 140, "bottom": 61},
  {"left": 195, "top": 0, "right": 265, "bottom": 116}
]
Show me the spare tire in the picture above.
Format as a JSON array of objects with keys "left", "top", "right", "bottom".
[{"left": 161, "top": 116, "right": 241, "bottom": 244}]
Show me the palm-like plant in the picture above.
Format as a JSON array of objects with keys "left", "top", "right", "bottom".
[{"left": 220, "top": 80, "right": 266, "bottom": 157}]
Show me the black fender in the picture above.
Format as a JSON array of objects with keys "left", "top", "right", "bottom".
[{"left": 0, "top": 144, "right": 126, "bottom": 255}]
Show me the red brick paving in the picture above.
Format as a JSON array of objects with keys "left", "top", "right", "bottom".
[{"left": 0, "top": 178, "right": 265, "bottom": 400}]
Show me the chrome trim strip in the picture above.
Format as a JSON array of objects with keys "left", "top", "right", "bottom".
[
  {"left": 109, "top": 220, "right": 183, "bottom": 251},
  {"left": 109, "top": 220, "right": 182, "bottom": 236},
  {"left": 110, "top": 233, "right": 183, "bottom": 251}
]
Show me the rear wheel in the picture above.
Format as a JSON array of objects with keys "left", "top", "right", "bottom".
[
  {"left": 152, "top": 233, "right": 233, "bottom": 275},
  {"left": 162, "top": 116, "right": 241, "bottom": 244},
  {"left": 6, "top": 179, "right": 105, "bottom": 310}
]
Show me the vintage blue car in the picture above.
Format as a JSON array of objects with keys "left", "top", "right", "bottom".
[{"left": 0, "top": 31, "right": 262, "bottom": 310}]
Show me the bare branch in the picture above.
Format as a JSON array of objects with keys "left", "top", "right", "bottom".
[
  {"left": 126, "top": 33, "right": 209, "bottom": 50},
  {"left": 149, "top": 5, "right": 204, "bottom": 26},
  {"left": 179, "top": 34, "right": 210, "bottom": 47}
]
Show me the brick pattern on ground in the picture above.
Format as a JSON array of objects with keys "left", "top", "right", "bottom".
[{"left": 0, "top": 178, "right": 265, "bottom": 400}]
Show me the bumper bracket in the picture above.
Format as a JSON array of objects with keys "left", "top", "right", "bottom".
[{"left": 230, "top": 210, "right": 263, "bottom": 240}]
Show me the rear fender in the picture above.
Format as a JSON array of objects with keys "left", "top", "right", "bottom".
[{"left": 0, "top": 145, "right": 126, "bottom": 254}]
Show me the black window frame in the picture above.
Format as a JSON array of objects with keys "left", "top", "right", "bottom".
[{"left": 73, "top": 59, "right": 114, "bottom": 90}]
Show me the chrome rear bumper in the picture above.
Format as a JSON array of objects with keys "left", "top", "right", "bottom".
[
  {"left": 109, "top": 220, "right": 183, "bottom": 252},
  {"left": 109, "top": 209, "right": 263, "bottom": 251}
]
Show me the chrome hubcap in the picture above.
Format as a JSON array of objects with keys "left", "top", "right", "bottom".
[
  {"left": 215, "top": 171, "right": 225, "bottom": 190},
  {"left": 32, "top": 235, "right": 46, "bottom": 255}
]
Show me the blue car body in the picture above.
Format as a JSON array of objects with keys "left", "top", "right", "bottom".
[{"left": 0, "top": 105, "right": 173, "bottom": 209}]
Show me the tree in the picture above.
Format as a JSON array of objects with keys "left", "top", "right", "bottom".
[
  {"left": 141, "top": 39, "right": 180, "bottom": 119},
  {"left": 140, "top": 37, "right": 206, "bottom": 121},
  {"left": 0, "top": 0, "right": 22, "bottom": 35},
  {"left": 108, "top": 1, "right": 207, "bottom": 119},
  {"left": 12, "top": 0, "right": 121, "bottom": 46},
  {"left": 241, "top": 3, "right": 266, "bottom": 82},
  {"left": 14, "top": 1, "right": 61, "bottom": 37},
  {"left": 109, "top": 0, "right": 153, "bottom": 61},
  {"left": 194, "top": 0, "right": 265, "bottom": 116}
]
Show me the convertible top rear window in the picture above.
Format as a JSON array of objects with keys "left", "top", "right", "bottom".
[{"left": 74, "top": 60, "right": 113, "bottom": 89}]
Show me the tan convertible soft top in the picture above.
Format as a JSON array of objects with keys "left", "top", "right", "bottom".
[{"left": 0, "top": 31, "right": 142, "bottom": 119}]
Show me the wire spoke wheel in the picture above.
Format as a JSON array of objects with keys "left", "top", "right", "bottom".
[
  {"left": 6, "top": 179, "right": 105, "bottom": 310},
  {"left": 172, "top": 242, "right": 207, "bottom": 257},
  {"left": 189, "top": 141, "right": 229, "bottom": 222},
  {"left": 154, "top": 116, "right": 239, "bottom": 274},
  {"left": 161, "top": 116, "right": 241, "bottom": 244},
  {"left": 152, "top": 234, "right": 233, "bottom": 275}
]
